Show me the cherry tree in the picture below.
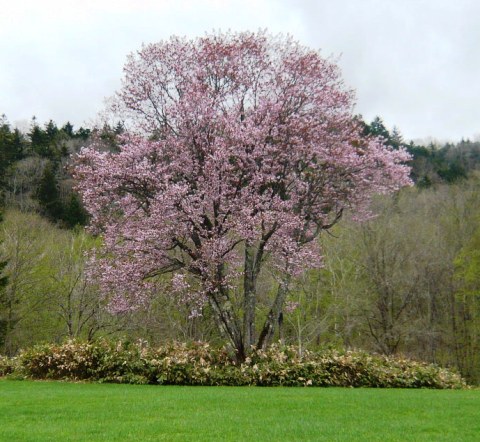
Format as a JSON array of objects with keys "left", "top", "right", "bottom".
[{"left": 74, "top": 31, "right": 411, "bottom": 361}]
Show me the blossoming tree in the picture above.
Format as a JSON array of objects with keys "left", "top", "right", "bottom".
[{"left": 74, "top": 31, "right": 411, "bottom": 361}]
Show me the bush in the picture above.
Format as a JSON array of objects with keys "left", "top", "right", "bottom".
[
  {"left": 20, "top": 341, "right": 97, "bottom": 380},
  {"left": 0, "top": 355, "right": 19, "bottom": 377},
  {"left": 6, "top": 340, "right": 468, "bottom": 389}
]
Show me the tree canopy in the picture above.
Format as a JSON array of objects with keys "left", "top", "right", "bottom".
[{"left": 74, "top": 31, "right": 411, "bottom": 360}]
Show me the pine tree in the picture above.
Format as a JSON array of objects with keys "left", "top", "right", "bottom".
[
  {"left": 29, "top": 119, "right": 51, "bottom": 157},
  {"left": 63, "top": 193, "right": 88, "bottom": 228},
  {"left": 36, "top": 163, "right": 63, "bottom": 221}
]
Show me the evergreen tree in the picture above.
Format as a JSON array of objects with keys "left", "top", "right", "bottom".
[
  {"left": 63, "top": 193, "right": 88, "bottom": 228},
  {"left": 45, "top": 120, "right": 59, "bottom": 141},
  {"left": 29, "top": 119, "right": 51, "bottom": 158},
  {"left": 390, "top": 126, "right": 404, "bottom": 150},
  {"left": 10, "top": 129, "right": 26, "bottom": 162},
  {"left": 36, "top": 163, "right": 63, "bottom": 221},
  {"left": 61, "top": 122, "right": 74, "bottom": 137},
  {"left": 0, "top": 116, "right": 11, "bottom": 189},
  {"left": 75, "top": 127, "right": 91, "bottom": 141},
  {"left": 114, "top": 121, "right": 125, "bottom": 135},
  {"left": 364, "top": 116, "right": 391, "bottom": 140},
  {"left": 0, "top": 119, "right": 25, "bottom": 165},
  {"left": 438, "top": 162, "right": 467, "bottom": 183}
]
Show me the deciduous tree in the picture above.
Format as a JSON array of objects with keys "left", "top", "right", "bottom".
[{"left": 75, "top": 31, "right": 411, "bottom": 360}]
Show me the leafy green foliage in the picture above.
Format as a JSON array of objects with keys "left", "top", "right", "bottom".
[
  {"left": 15, "top": 340, "right": 466, "bottom": 388},
  {"left": 285, "top": 180, "right": 480, "bottom": 383},
  {"left": 0, "top": 211, "right": 110, "bottom": 354},
  {"left": 0, "top": 354, "right": 18, "bottom": 376},
  {"left": 452, "top": 226, "right": 480, "bottom": 381},
  {"left": 454, "top": 227, "right": 480, "bottom": 297},
  {"left": 1, "top": 112, "right": 480, "bottom": 385}
]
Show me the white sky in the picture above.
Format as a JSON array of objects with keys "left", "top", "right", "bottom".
[{"left": 0, "top": 0, "right": 478, "bottom": 142}]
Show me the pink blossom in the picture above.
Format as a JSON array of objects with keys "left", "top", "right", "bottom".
[{"left": 74, "top": 31, "right": 411, "bottom": 355}]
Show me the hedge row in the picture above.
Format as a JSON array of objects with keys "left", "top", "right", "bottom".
[{"left": 1, "top": 340, "right": 467, "bottom": 388}]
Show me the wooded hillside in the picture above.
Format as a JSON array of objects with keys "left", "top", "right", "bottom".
[{"left": 1, "top": 114, "right": 479, "bottom": 382}]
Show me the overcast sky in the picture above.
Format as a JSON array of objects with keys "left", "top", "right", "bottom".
[{"left": 0, "top": 0, "right": 478, "bottom": 142}]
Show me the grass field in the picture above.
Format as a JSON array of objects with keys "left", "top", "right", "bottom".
[{"left": 0, "top": 380, "right": 479, "bottom": 441}]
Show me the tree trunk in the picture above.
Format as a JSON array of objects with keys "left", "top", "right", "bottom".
[
  {"left": 243, "top": 244, "right": 256, "bottom": 349},
  {"left": 208, "top": 289, "right": 245, "bottom": 362},
  {"left": 257, "top": 277, "right": 290, "bottom": 350}
]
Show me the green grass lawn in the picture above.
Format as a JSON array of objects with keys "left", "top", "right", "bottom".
[{"left": 0, "top": 380, "right": 478, "bottom": 441}]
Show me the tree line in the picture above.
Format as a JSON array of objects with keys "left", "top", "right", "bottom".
[
  {"left": 1, "top": 113, "right": 478, "bottom": 230},
  {"left": 1, "top": 115, "right": 479, "bottom": 361},
  {"left": 1, "top": 114, "right": 479, "bottom": 380},
  {"left": 0, "top": 115, "right": 127, "bottom": 228}
]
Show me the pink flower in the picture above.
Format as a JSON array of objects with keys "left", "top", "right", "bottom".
[{"left": 74, "top": 31, "right": 411, "bottom": 352}]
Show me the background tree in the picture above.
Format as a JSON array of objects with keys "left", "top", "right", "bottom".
[
  {"left": 0, "top": 211, "right": 9, "bottom": 350},
  {"left": 75, "top": 31, "right": 411, "bottom": 361},
  {"left": 452, "top": 223, "right": 480, "bottom": 380},
  {"left": 36, "top": 162, "right": 63, "bottom": 221},
  {"left": 0, "top": 116, "right": 26, "bottom": 199},
  {"left": 45, "top": 229, "right": 118, "bottom": 340},
  {"left": 0, "top": 109, "right": 479, "bottom": 382},
  {"left": 0, "top": 210, "right": 116, "bottom": 354},
  {"left": 0, "top": 211, "right": 58, "bottom": 355}
]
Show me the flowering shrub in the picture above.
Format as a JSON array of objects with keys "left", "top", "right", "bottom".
[
  {"left": 10, "top": 340, "right": 467, "bottom": 389},
  {"left": 0, "top": 355, "right": 18, "bottom": 376}
]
